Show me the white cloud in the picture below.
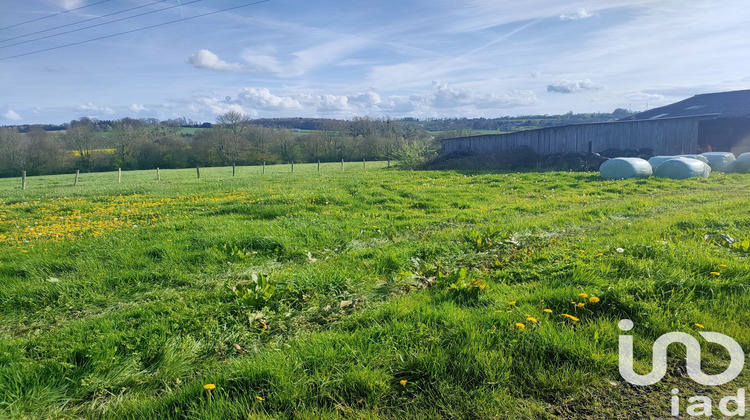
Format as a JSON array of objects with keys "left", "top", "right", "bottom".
[
  {"left": 195, "top": 97, "right": 247, "bottom": 116},
  {"left": 3, "top": 110, "right": 22, "bottom": 121},
  {"left": 240, "top": 53, "right": 284, "bottom": 75},
  {"left": 188, "top": 49, "right": 244, "bottom": 72},
  {"left": 429, "top": 81, "right": 540, "bottom": 109},
  {"left": 129, "top": 104, "right": 145, "bottom": 112},
  {"left": 77, "top": 102, "right": 114, "bottom": 114},
  {"left": 547, "top": 79, "right": 605, "bottom": 93},
  {"left": 237, "top": 88, "right": 302, "bottom": 110},
  {"left": 625, "top": 92, "right": 666, "bottom": 102},
  {"left": 60, "top": 0, "right": 83, "bottom": 10},
  {"left": 560, "top": 8, "right": 594, "bottom": 20},
  {"left": 315, "top": 94, "right": 349, "bottom": 111},
  {"left": 349, "top": 92, "right": 382, "bottom": 108}
]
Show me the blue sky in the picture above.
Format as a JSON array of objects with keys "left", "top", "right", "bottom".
[{"left": 1, "top": 0, "right": 749, "bottom": 124}]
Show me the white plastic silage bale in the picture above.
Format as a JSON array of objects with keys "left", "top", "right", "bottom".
[
  {"left": 648, "top": 156, "right": 679, "bottom": 170},
  {"left": 599, "top": 157, "right": 652, "bottom": 180},
  {"left": 735, "top": 153, "right": 750, "bottom": 173},
  {"left": 653, "top": 157, "right": 710, "bottom": 179},
  {"left": 701, "top": 152, "right": 736, "bottom": 172},
  {"left": 676, "top": 154, "right": 709, "bottom": 164}
]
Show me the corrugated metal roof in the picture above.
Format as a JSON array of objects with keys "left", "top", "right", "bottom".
[{"left": 622, "top": 89, "right": 750, "bottom": 121}]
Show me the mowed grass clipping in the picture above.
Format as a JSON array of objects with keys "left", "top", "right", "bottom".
[{"left": 1, "top": 163, "right": 749, "bottom": 419}]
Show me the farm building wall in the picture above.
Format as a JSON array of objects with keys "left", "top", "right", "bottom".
[
  {"left": 441, "top": 117, "right": 700, "bottom": 156},
  {"left": 698, "top": 118, "right": 750, "bottom": 155}
]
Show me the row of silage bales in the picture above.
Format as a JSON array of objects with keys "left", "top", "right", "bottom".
[
  {"left": 599, "top": 155, "right": 710, "bottom": 180},
  {"left": 600, "top": 151, "right": 750, "bottom": 179}
]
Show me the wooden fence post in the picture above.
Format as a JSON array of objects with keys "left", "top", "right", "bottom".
[
  {"left": 341, "top": 159, "right": 344, "bottom": 172},
  {"left": 363, "top": 159, "right": 366, "bottom": 171},
  {"left": 262, "top": 162, "right": 266, "bottom": 175},
  {"left": 291, "top": 161, "right": 294, "bottom": 173},
  {"left": 232, "top": 163, "right": 236, "bottom": 177},
  {"left": 22, "top": 171, "right": 26, "bottom": 190},
  {"left": 196, "top": 166, "right": 200, "bottom": 179},
  {"left": 317, "top": 160, "right": 320, "bottom": 172},
  {"left": 118, "top": 167, "right": 122, "bottom": 184},
  {"left": 157, "top": 167, "right": 161, "bottom": 181},
  {"left": 74, "top": 170, "right": 79, "bottom": 186}
]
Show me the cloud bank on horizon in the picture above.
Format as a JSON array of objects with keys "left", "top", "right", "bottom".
[{"left": 1, "top": 0, "right": 749, "bottom": 124}]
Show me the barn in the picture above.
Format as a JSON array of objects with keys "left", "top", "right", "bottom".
[
  {"left": 441, "top": 115, "right": 703, "bottom": 157},
  {"left": 620, "top": 89, "right": 750, "bottom": 154},
  {"left": 441, "top": 89, "right": 750, "bottom": 158}
]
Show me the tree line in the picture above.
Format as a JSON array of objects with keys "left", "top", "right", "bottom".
[{"left": 0, "top": 113, "right": 437, "bottom": 177}]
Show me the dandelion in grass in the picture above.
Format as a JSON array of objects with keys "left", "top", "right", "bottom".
[
  {"left": 562, "top": 314, "right": 580, "bottom": 322},
  {"left": 695, "top": 323, "right": 705, "bottom": 329},
  {"left": 204, "top": 383, "right": 216, "bottom": 402},
  {"left": 515, "top": 323, "right": 526, "bottom": 329},
  {"left": 527, "top": 317, "right": 538, "bottom": 323},
  {"left": 400, "top": 379, "right": 408, "bottom": 386},
  {"left": 616, "top": 248, "right": 625, "bottom": 253},
  {"left": 595, "top": 253, "right": 604, "bottom": 257},
  {"left": 719, "top": 264, "right": 727, "bottom": 268},
  {"left": 577, "top": 303, "right": 585, "bottom": 308},
  {"left": 710, "top": 272, "right": 721, "bottom": 276},
  {"left": 589, "top": 296, "right": 600, "bottom": 303},
  {"left": 255, "top": 396, "right": 264, "bottom": 401},
  {"left": 509, "top": 301, "right": 516, "bottom": 306},
  {"left": 543, "top": 309, "right": 553, "bottom": 314},
  {"left": 578, "top": 293, "right": 589, "bottom": 298}
]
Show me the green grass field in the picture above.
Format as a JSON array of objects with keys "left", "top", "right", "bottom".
[{"left": 1, "top": 163, "right": 749, "bottom": 419}]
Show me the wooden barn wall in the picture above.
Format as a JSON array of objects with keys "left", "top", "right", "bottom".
[
  {"left": 441, "top": 119, "right": 699, "bottom": 156},
  {"left": 698, "top": 118, "right": 750, "bottom": 155}
]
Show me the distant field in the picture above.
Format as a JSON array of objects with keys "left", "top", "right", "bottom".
[{"left": 1, "top": 164, "right": 749, "bottom": 419}]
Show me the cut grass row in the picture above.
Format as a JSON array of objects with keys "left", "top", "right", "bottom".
[{"left": 1, "top": 164, "right": 749, "bottom": 418}]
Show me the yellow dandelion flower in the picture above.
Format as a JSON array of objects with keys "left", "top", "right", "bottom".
[
  {"left": 543, "top": 309, "right": 553, "bottom": 313},
  {"left": 562, "top": 314, "right": 580, "bottom": 322},
  {"left": 578, "top": 293, "right": 588, "bottom": 298},
  {"left": 255, "top": 396, "right": 264, "bottom": 401},
  {"left": 577, "top": 303, "right": 585, "bottom": 308},
  {"left": 719, "top": 264, "right": 727, "bottom": 268},
  {"left": 203, "top": 384, "right": 216, "bottom": 390},
  {"left": 695, "top": 323, "right": 705, "bottom": 329},
  {"left": 595, "top": 253, "right": 604, "bottom": 257},
  {"left": 506, "top": 310, "right": 513, "bottom": 313},
  {"left": 509, "top": 301, "right": 516, "bottom": 306},
  {"left": 710, "top": 272, "right": 721, "bottom": 276},
  {"left": 400, "top": 379, "right": 407, "bottom": 386},
  {"left": 589, "top": 296, "right": 600, "bottom": 303},
  {"left": 527, "top": 317, "right": 538, "bottom": 323},
  {"left": 515, "top": 323, "right": 526, "bottom": 329}
]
